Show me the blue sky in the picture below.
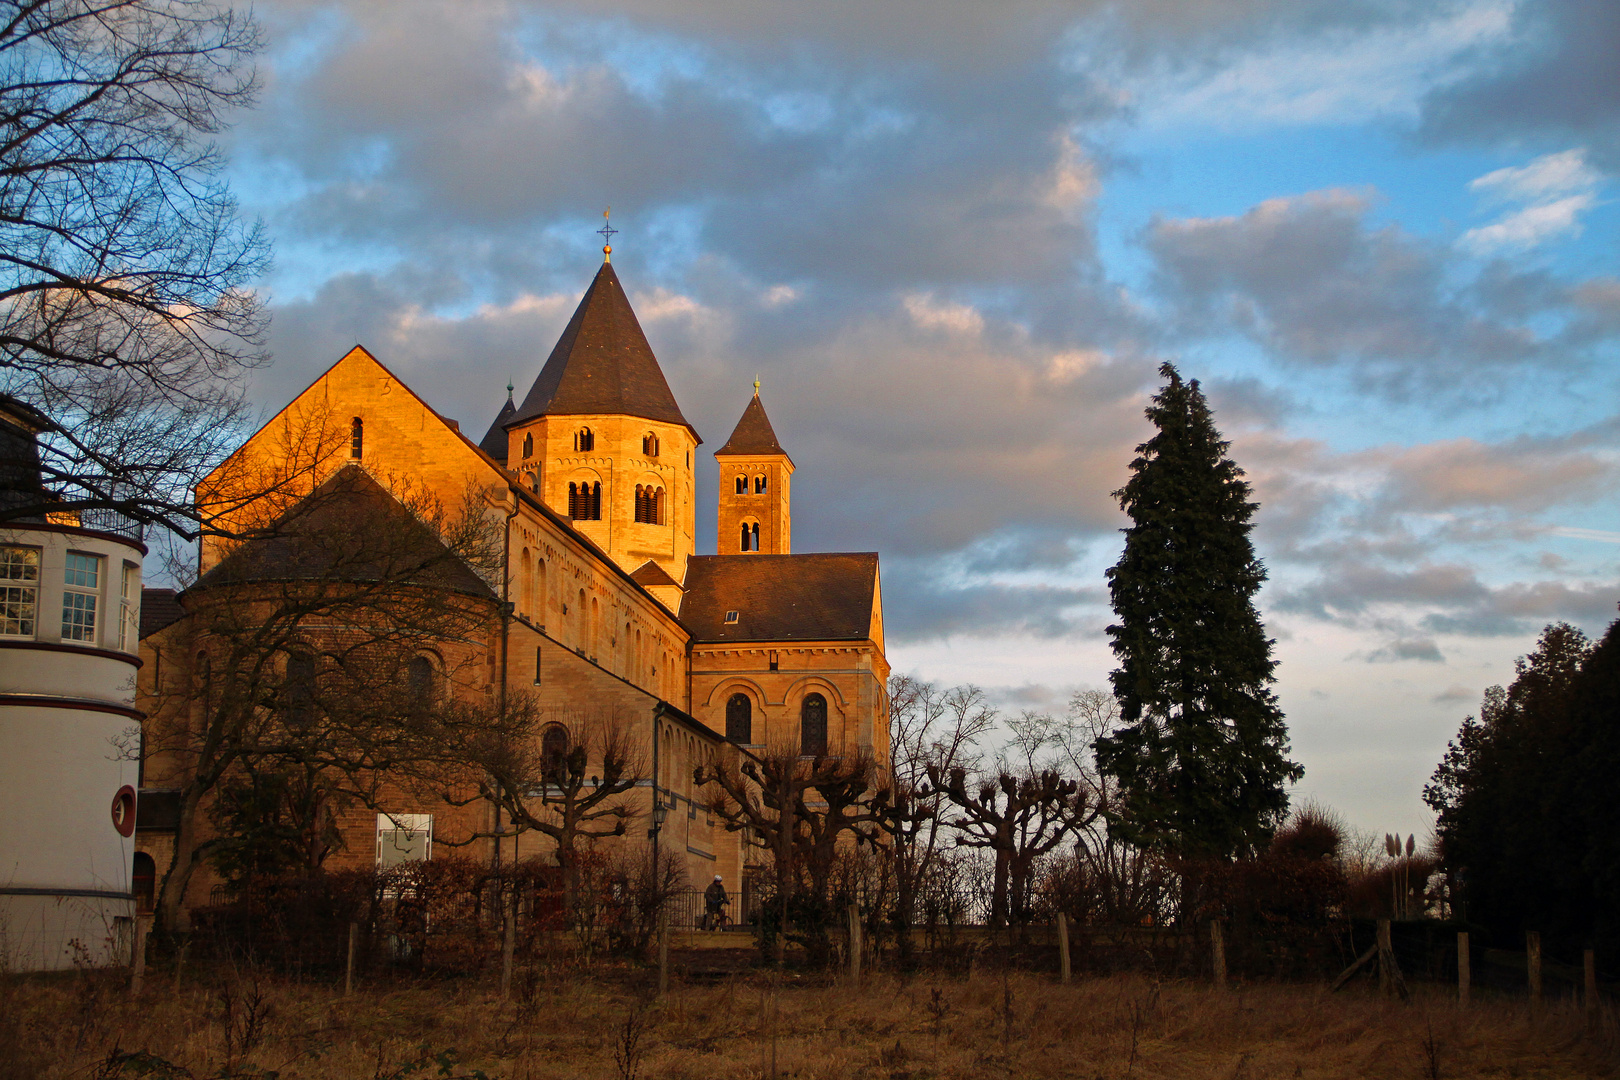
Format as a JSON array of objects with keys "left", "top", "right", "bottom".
[{"left": 223, "top": 0, "right": 1620, "bottom": 837}]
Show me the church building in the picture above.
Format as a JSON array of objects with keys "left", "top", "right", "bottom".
[{"left": 135, "top": 254, "right": 891, "bottom": 915}]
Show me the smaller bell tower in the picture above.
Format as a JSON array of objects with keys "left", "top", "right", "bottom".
[{"left": 715, "top": 386, "right": 793, "bottom": 555}]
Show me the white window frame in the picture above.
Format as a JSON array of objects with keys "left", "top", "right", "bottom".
[
  {"left": 118, "top": 561, "right": 139, "bottom": 650},
  {"left": 376, "top": 812, "right": 433, "bottom": 868},
  {"left": 0, "top": 545, "right": 40, "bottom": 638},
  {"left": 61, "top": 551, "right": 101, "bottom": 643}
]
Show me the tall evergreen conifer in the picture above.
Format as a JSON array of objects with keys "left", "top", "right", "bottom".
[{"left": 1096, "top": 363, "right": 1301, "bottom": 860}]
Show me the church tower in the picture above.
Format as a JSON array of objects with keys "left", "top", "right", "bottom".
[
  {"left": 499, "top": 261, "right": 700, "bottom": 581},
  {"left": 715, "top": 388, "right": 793, "bottom": 554}
]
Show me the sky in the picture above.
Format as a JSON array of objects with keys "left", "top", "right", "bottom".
[{"left": 223, "top": 0, "right": 1620, "bottom": 837}]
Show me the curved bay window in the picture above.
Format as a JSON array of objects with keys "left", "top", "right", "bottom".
[
  {"left": 573, "top": 427, "right": 595, "bottom": 452},
  {"left": 726, "top": 693, "right": 752, "bottom": 744},
  {"left": 800, "top": 693, "right": 828, "bottom": 757},
  {"left": 541, "top": 724, "right": 571, "bottom": 781},
  {"left": 568, "top": 480, "right": 602, "bottom": 520},
  {"left": 634, "top": 484, "right": 665, "bottom": 524}
]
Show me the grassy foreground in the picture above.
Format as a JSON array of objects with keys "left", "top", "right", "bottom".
[{"left": 2, "top": 962, "right": 1615, "bottom": 1079}]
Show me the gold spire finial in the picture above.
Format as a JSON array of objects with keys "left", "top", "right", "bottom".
[
  {"left": 597, "top": 207, "right": 617, "bottom": 263},
  {"left": 753, "top": 375, "right": 760, "bottom": 395}
]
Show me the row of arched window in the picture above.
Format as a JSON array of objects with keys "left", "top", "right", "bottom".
[
  {"left": 270, "top": 650, "right": 440, "bottom": 728},
  {"left": 733, "top": 474, "right": 768, "bottom": 494},
  {"left": 568, "top": 480, "right": 602, "bottom": 520},
  {"left": 567, "top": 427, "right": 662, "bottom": 458},
  {"left": 724, "top": 692, "right": 828, "bottom": 756},
  {"left": 634, "top": 485, "right": 665, "bottom": 525}
]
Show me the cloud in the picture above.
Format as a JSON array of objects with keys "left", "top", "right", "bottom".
[
  {"left": 1460, "top": 148, "right": 1605, "bottom": 253},
  {"left": 1431, "top": 683, "right": 1476, "bottom": 703},
  {"left": 1146, "top": 187, "right": 1620, "bottom": 393},
  {"left": 1111, "top": 0, "right": 1515, "bottom": 131},
  {"left": 1418, "top": 0, "right": 1620, "bottom": 167},
  {"left": 1365, "top": 638, "right": 1446, "bottom": 663}
]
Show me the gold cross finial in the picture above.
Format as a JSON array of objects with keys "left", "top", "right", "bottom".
[{"left": 598, "top": 207, "right": 617, "bottom": 263}]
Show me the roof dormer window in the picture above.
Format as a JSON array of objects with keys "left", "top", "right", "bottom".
[{"left": 723, "top": 610, "right": 739, "bottom": 624}]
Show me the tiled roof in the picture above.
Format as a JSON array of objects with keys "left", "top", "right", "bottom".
[
  {"left": 139, "top": 588, "right": 184, "bottom": 639},
  {"left": 680, "top": 553, "right": 878, "bottom": 643},
  {"left": 478, "top": 392, "right": 516, "bottom": 463},
  {"left": 510, "top": 263, "right": 696, "bottom": 436},
  {"left": 716, "top": 393, "right": 790, "bottom": 460},
  {"left": 195, "top": 466, "right": 495, "bottom": 599},
  {"left": 630, "top": 559, "right": 682, "bottom": 589}
]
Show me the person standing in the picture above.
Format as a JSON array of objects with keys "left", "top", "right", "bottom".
[{"left": 703, "top": 874, "right": 729, "bottom": 930}]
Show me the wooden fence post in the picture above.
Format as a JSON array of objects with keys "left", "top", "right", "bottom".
[
  {"left": 1211, "top": 921, "right": 1226, "bottom": 990},
  {"left": 1458, "top": 931, "right": 1470, "bottom": 1009},
  {"left": 129, "top": 919, "right": 146, "bottom": 994},
  {"left": 1586, "top": 948, "right": 1599, "bottom": 1035},
  {"left": 1527, "top": 932, "right": 1543, "bottom": 1017},
  {"left": 848, "top": 903, "right": 862, "bottom": 987},
  {"left": 1057, "top": 913, "right": 1071, "bottom": 984},
  {"left": 658, "top": 904, "right": 670, "bottom": 997},
  {"left": 345, "top": 922, "right": 358, "bottom": 997}
]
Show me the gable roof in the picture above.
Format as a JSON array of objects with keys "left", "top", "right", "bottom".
[
  {"left": 630, "top": 559, "right": 682, "bottom": 589},
  {"left": 478, "top": 391, "right": 516, "bottom": 463},
  {"left": 680, "top": 553, "right": 878, "bottom": 643},
  {"left": 509, "top": 263, "right": 696, "bottom": 438},
  {"left": 716, "top": 393, "right": 791, "bottom": 463},
  {"left": 194, "top": 465, "right": 495, "bottom": 600},
  {"left": 139, "top": 587, "right": 184, "bottom": 639}
]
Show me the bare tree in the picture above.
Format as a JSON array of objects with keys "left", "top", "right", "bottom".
[
  {"left": 459, "top": 706, "right": 644, "bottom": 918},
  {"left": 929, "top": 762, "right": 1093, "bottom": 935},
  {"left": 140, "top": 462, "right": 511, "bottom": 933},
  {"left": 0, "top": 0, "right": 270, "bottom": 534},
  {"left": 879, "top": 676, "right": 994, "bottom": 962},
  {"left": 695, "top": 746, "right": 886, "bottom": 963}
]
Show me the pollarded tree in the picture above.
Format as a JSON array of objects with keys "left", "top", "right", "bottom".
[{"left": 1096, "top": 363, "right": 1301, "bottom": 863}]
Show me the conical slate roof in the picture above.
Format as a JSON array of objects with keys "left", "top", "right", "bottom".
[
  {"left": 478, "top": 391, "right": 516, "bottom": 463},
  {"left": 509, "top": 263, "right": 695, "bottom": 437},
  {"left": 716, "top": 393, "right": 789, "bottom": 460}
]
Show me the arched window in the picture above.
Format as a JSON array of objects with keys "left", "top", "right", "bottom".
[
  {"left": 734, "top": 475, "right": 746, "bottom": 495},
  {"left": 284, "top": 652, "right": 316, "bottom": 729},
  {"left": 739, "top": 521, "right": 751, "bottom": 551},
  {"left": 755, "top": 475, "right": 767, "bottom": 494},
  {"left": 726, "top": 693, "right": 752, "bottom": 744},
  {"left": 541, "top": 724, "right": 570, "bottom": 780},
  {"left": 574, "top": 427, "right": 594, "bottom": 452},
  {"left": 522, "top": 432, "right": 534, "bottom": 458},
  {"left": 407, "top": 655, "right": 436, "bottom": 700},
  {"left": 568, "top": 481, "right": 601, "bottom": 520},
  {"left": 642, "top": 433, "right": 659, "bottom": 457},
  {"left": 637, "top": 485, "right": 664, "bottom": 525},
  {"left": 750, "top": 522, "right": 760, "bottom": 551},
  {"left": 801, "top": 693, "right": 828, "bottom": 757},
  {"left": 350, "top": 417, "right": 363, "bottom": 459}
]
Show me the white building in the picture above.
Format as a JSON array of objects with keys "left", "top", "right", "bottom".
[{"left": 0, "top": 396, "right": 144, "bottom": 971}]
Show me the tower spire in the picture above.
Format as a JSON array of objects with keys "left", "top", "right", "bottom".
[{"left": 597, "top": 207, "right": 617, "bottom": 263}]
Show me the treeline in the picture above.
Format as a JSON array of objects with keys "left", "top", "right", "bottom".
[{"left": 1427, "top": 618, "right": 1620, "bottom": 959}]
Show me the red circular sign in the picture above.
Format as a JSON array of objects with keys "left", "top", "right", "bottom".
[{"left": 111, "top": 786, "right": 136, "bottom": 837}]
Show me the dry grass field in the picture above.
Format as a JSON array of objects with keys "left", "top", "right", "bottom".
[{"left": 2, "top": 959, "right": 1615, "bottom": 1079}]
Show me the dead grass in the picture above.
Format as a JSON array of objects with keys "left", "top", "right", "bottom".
[{"left": 2, "top": 960, "right": 1615, "bottom": 1079}]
